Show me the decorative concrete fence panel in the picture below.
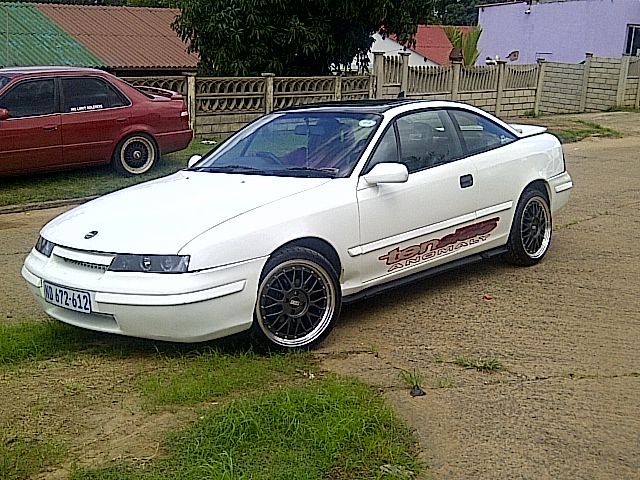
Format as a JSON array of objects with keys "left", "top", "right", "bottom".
[
  {"left": 459, "top": 65, "right": 498, "bottom": 92},
  {"left": 120, "top": 54, "right": 640, "bottom": 138},
  {"left": 122, "top": 76, "right": 187, "bottom": 95},
  {"left": 408, "top": 65, "right": 452, "bottom": 96}
]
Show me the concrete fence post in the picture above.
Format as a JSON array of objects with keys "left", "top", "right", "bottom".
[
  {"left": 399, "top": 51, "right": 410, "bottom": 96},
  {"left": 373, "top": 51, "right": 385, "bottom": 99},
  {"left": 262, "top": 73, "right": 275, "bottom": 114},
  {"left": 495, "top": 61, "right": 506, "bottom": 116},
  {"left": 451, "top": 60, "right": 462, "bottom": 101},
  {"left": 368, "top": 73, "right": 375, "bottom": 99},
  {"left": 334, "top": 74, "right": 342, "bottom": 101},
  {"left": 533, "top": 60, "right": 546, "bottom": 116},
  {"left": 579, "top": 53, "right": 593, "bottom": 113},
  {"left": 616, "top": 55, "right": 631, "bottom": 107},
  {"left": 186, "top": 73, "right": 197, "bottom": 132}
]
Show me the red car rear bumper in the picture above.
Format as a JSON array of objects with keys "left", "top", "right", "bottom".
[{"left": 156, "top": 129, "right": 193, "bottom": 155}]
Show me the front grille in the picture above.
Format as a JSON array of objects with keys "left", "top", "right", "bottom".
[{"left": 63, "top": 257, "right": 109, "bottom": 272}]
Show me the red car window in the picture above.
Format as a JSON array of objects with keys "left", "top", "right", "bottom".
[{"left": 0, "top": 78, "right": 56, "bottom": 118}]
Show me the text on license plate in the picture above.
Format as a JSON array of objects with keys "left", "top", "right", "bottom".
[{"left": 43, "top": 282, "right": 91, "bottom": 313}]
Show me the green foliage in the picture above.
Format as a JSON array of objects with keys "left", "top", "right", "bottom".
[
  {"left": 0, "top": 321, "right": 95, "bottom": 367},
  {"left": 454, "top": 355, "right": 504, "bottom": 372},
  {"left": 431, "top": 0, "right": 477, "bottom": 25},
  {"left": 444, "top": 25, "right": 481, "bottom": 66},
  {"left": 0, "top": 138, "right": 214, "bottom": 208},
  {"left": 72, "top": 378, "right": 421, "bottom": 479},
  {"left": 550, "top": 120, "right": 622, "bottom": 144},
  {"left": 0, "top": 434, "right": 66, "bottom": 480},
  {"left": 139, "top": 349, "right": 313, "bottom": 406},
  {"left": 173, "top": 0, "right": 434, "bottom": 76}
]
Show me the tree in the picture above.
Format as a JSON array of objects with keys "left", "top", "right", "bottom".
[
  {"left": 430, "top": 0, "right": 509, "bottom": 26},
  {"left": 173, "top": 0, "right": 434, "bottom": 76},
  {"left": 444, "top": 25, "right": 481, "bottom": 66}
]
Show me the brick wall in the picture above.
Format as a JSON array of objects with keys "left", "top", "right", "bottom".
[
  {"left": 539, "top": 63, "right": 584, "bottom": 114},
  {"left": 623, "top": 76, "right": 639, "bottom": 108},
  {"left": 459, "top": 91, "right": 498, "bottom": 114},
  {"left": 585, "top": 57, "right": 621, "bottom": 112},
  {"left": 501, "top": 88, "right": 537, "bottom": 117}
]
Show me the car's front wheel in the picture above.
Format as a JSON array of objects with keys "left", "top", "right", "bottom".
[
  {"left": 112, "top": 133, "right": 158, "bottom": 176},
  {"left": 252, "top": 247, "right": 341, "bottom": 349},
  {"left": 504, "top": 186, "right": 552, "bottom": 266}
]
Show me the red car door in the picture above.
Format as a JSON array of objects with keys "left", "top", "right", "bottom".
[
  {"left": 0, "top": 78, "right": 62, "bottom": 174},
  {"left": 59, "top": 76, "right": 130, "bottom": 165}
]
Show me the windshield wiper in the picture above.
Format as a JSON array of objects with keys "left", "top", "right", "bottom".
[
  {"left": 276, "top": 167, "right": 339, "bottom": 177},
  {"left": 188, "top": 164, "right": 262, "bottom": 173}
]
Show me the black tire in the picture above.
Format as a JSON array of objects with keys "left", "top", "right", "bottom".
[
  {"left": 504, "top": 187, "right": 552, "bottom": 266},
  {"left": 251, "top": 246, "right": 341, "bottom": 349},
  {"left": 112, "top": 133, "right": 158, "bottom": 176}
]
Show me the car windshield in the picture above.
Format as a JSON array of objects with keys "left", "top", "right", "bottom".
[
  {"left": 0, "top": 76, "right": 10, "bottom": 90},
  {"left": 190, "top": 111, "right": 381, "bottom": 178}
]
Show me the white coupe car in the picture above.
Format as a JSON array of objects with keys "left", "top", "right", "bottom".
[{"left": 23, "top": 100, "right": 573, "bottom": 349}]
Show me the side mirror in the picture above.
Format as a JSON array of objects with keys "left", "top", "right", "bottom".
[
  {"left": 188, "top": 154, "right": 202, "bottom": 168},
  {"left": 363, "top": 162, "right": 409, "bottom": 185},
  {"left": 0, "top": 108, "right": 9, "bottom": 121}
]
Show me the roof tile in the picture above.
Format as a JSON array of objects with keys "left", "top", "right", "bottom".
[{"left": 36, "top": 4, "right": 198, "bottom": 70}]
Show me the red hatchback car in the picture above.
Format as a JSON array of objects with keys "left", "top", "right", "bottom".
[{"left": 0, "top": 66, "right": 192, "bottom": 176}]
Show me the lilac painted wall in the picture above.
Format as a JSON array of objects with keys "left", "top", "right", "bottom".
[{"left": 478, "top": 0, "right": 640, "bottom": 64}]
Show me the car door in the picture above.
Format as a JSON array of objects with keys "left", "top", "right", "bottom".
[
  {"left": 0, "top": 77, "right": 61, "bottom": 173},
  {"left": 447, "top": 109, "right": 520, "bottom": 242},
  {"left": 355, "top": 109, "right": 483, "bottom": 284},
  {"left": 59, "top": 76, "right": 130, "bottom": 165}
]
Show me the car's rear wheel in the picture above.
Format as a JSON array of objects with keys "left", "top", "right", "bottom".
[
  {"left": 504, "top": 187, "right": 552, "bottom": 266},
  {"left": 112, "top": 133, "right": 158, "bottom": 176},
  {"left": 252, "top": 247, "right": 341, "bottom": 349}
]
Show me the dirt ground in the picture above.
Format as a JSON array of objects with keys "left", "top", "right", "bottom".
[{"left": 1, "top": 112, "right": 638, "bottom": 479}]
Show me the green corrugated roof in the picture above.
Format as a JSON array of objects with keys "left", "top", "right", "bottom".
[{"left": 0, "top": 2, "right": 104, "bottom": 67}]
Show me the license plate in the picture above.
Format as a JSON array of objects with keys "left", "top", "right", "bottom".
[{"left": 43, "top": 282, "right": 92, "bottom": 314}]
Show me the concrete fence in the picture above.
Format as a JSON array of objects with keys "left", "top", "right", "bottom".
[{"left": 122, "top": 53, "right": 640, "bottom": 137}]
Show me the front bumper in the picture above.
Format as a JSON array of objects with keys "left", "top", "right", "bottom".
[{"left": 22, "top": 245, "right": 267, "bottom": 342}]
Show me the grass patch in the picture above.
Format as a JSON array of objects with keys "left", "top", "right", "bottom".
[
  {"left": 454, "top": 356, "right": 504, "bottom": 373},
  {"left": 433, "top": 376, "right": 455, "bottom": 389},
  {"left": 0, "top": 138, "right": 216, "bottom": 207},
  {"left": 72, "top": 378, "right": 420, "bottom": 480},
  {"left": 607, "top": 106, "right": 640, "bottom": 113},
  {"left": 139, "top": 349, "right": 314, "bottom": 407},
  {"left": 0, "top": 321, "right": 99, "bottom": 367},
  {"left": 0, "top": 434, "right": 66, "bottom": 480},
  {"left": 549, "top": 120, "right": 622, "bottom": 143},
  {"left": 0, "top": 320, "right": 241, "bottom": 370}
]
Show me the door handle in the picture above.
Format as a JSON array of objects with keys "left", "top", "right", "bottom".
[
  {"left": 460, "top": 174, "right": 474, "bottom": 188},
  {"left": 116, "top": 118, "right": 127, "bottom": 123},
  {"left": 42, "top": 125, "right": 58, "bottom": 131}
]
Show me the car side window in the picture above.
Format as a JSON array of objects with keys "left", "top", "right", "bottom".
[
  {"left": 449, "top": 110, "right": 517, "bottom": 156},
  {"left": 61, "top": 77, "right": 127, "bottom": 113},
  {"left": 0, "top": 79, "right": 56, "bottom": 118},
  {"left": 364, "top": 125, "right": 399, "bottom": 173},
  {"left": 395, "top": 110, "right": 463, "bottom": 173}
]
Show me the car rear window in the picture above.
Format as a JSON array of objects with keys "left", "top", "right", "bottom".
[{"left": 0, "top": 76, "right": 10, "bottom": 89}]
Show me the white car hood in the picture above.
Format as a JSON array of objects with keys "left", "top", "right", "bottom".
[{"left": 42, "top": 171, "right": 330, "bottom": 254}]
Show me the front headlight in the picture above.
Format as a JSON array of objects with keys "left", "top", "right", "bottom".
[
  {"left": 108, "top": 254, "right": 190, "bottom": 273},
  {"left": 35, "top": 236, "right": 55, "bottom": 257}
]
